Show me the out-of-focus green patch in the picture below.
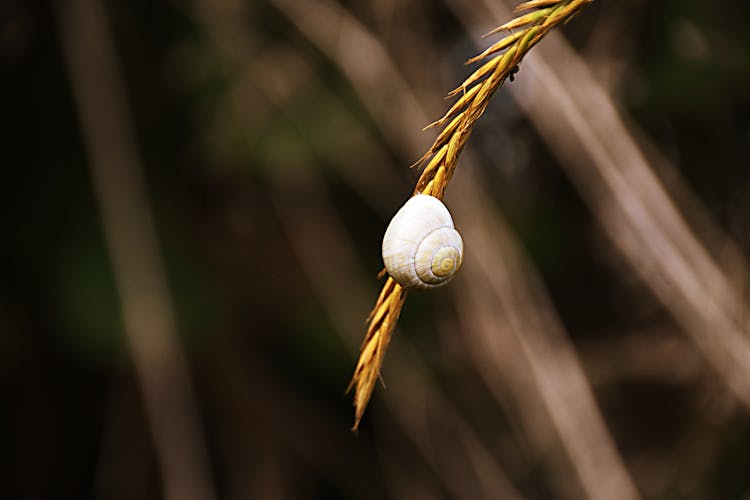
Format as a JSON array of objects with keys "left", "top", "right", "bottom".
[
  {"left": 51, "top": 216, "right": 219, "bottom": 364},
  {"left": 635, "top": 1, "right": 750, "bottom": 120},
  {"left": 160, "top": 239, "right": 219, "bottom": 349},
  {"left": 710, "top": 421, "right": 750, "bottom": 499},
  {"left": 252, "top": 83, "right": 367, "bottom": 176},
  {"left": 53, "top": 224, "right": 124, "bottom": 366},
  {"left": 184, "top": 48, "right": 372, "bottom": 179},
  {"left": 505, "top": 200, "right": 574, "bottom": 278},
  {"left": 275, "top": 298, "right": 352, "bottom": 389}
]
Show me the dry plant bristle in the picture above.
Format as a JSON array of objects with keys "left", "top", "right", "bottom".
[
  {"left": 466, "top": 31, "right": 526, "bottom": 64},
  {"left": 348, "top": 0, "right": 594, "bottom": 430},
  {"left": 516, "top": 0, "right": 564, "bottom": 10},
  {"left": 347, "top": 277, "right": 406, "bottom": 429}
]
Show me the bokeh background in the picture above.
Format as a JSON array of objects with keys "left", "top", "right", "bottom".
[{"left": 5, "top": 0, "right": 750, "bottom": 499}]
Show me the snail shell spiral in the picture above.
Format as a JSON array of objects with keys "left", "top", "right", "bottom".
[{"left": 382, "top": 194, "right": 464, "bottom": 289}]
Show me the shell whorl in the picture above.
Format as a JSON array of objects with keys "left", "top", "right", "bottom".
[{"left": 382, "top": 194, "right": 463, "bottom": 289}]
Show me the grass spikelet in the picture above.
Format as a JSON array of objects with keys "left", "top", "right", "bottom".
[
  {"left": 347, "top": 277, "right": 406, "bottom": 429},
  {"left": 348, "top": 0, "right": 594, "bottom": 430}
]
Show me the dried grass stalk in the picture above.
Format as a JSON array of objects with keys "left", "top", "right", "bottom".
[{"left": 348, "top": 0, "right": 594, "bottom": 430}]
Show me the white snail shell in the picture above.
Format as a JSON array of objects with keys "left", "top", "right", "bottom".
[{"left": 382, "top": 194, "right": 464, "bottom": 289}]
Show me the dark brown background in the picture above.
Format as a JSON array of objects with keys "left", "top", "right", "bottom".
[{"left": 4, "top": 0, "right": 750, "bottom": 499}]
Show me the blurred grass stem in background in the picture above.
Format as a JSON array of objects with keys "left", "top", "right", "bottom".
[
  {"left": 458, "top": 0, "right": 750, "bottom": 413},
  {"left": 55, "top": 1, "right": 217, "bottom": 499}
]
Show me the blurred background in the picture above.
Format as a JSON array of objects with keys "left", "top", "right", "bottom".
[{"left": 4, "top": 0, "right": 750, "bottom": 499}]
